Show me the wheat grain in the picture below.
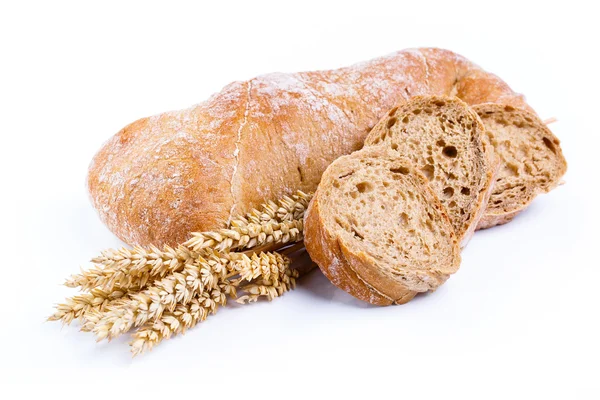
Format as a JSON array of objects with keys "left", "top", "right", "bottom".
[
  {"left": 236, "top": 271, "right": 298, "bottom": 304},
  {"left": 47, "top": 288, "right": 129, "bottom": 325},
  {"left": 129, "top": 289, "right": 223, "bottom": 356}
]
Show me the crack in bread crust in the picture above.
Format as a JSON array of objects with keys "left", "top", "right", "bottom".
[{"left": 227, "top": 80, "right": 253, "bottom": 224}]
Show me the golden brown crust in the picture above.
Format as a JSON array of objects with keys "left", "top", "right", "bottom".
[
  {"left": 89, "top": 48, "right": 532, "bottom": 246},
  {"left": 303, "top": 193, "right": 396, "bottom": 306},
  {"left": 476, "top": 209, "right": 522, "bottom": 230}
]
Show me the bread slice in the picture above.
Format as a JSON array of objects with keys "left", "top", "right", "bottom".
[
  {"left": 473, "top": 104, "right": 567, "bottom": 229},
  {"left": 304, "top": 147, "right": 461, "bottom": 306},
  {"left": 364, "top": 95, "right": 495, "bottom": 246}
]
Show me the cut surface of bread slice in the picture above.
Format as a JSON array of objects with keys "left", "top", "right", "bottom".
[
  {"left": 473, "top": 104, "right": 567, "bottom": 229},
  {"left": 365, "top": 95, "right": 494, "bottom": 246},
  {"left": 304, "top": 147, "right": 461, "bottom": 306}
]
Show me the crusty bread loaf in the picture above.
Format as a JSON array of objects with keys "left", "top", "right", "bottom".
[
  {"left": 303, "top": 147, "right": 460, "bottom": 305},
  {"left": 88, "top": 48, "right": 534, "bottom": 247},
  {"left": 365, "top": 96, "right": 494, "bottom": 246},
  {"left": 473, "top": 104, "right": 567, "bottom": 229}
]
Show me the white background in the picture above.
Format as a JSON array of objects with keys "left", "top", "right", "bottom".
[{"left": 1, "top": 1, "right": 598, "bottom": 398}]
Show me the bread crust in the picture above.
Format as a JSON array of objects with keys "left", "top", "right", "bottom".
[
  {"left": 476, "top": 209, "right": 521, "bottom": 230},
  {"left": 304, "top": 193, "right": 398, "bottom": 306},
  {"left": 88, "top": 48, "right": 532, "bottom": 246}
]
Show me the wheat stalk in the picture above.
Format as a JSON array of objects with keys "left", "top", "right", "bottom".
[
  {"left": 129, "top": 264, "right": 298, "bottom": 356},
  {"left": 66, "top": 191, "right": 312, "bottom": 294},
  {"left": 88, "top": 251, "right": 292, "bottom": 342}
]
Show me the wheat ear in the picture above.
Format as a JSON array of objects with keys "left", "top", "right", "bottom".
[
  {"left": 65, "top": 245, "right": 197, "bottom": 293},
  {"left": 67, "top": 191, "right": 312, "bottom": 294},
  {"left": 47, "top": 288, "right": 129, "bottom": 325},
  {"left": 89, "top": 251, "right": 292, "bottom": 342},
  {"left": 184, "top": 191, "right": 312, "bottom": 252},
  {"left": 129, "top": 261, "right": 297, "bottom": 356}
]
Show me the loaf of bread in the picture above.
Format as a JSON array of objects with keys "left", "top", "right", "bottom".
[
  {"left": 473, "top": 104, "right": 567, "bottom": 229},
  {"left": 365, "top": 96, "right": 495, "bottom": 246},
  {"left": 88, "top": 48, "right": 532, "bottom": 247},
  {"left": 303, "top": 147, "right": 461, "bottom": 305}
]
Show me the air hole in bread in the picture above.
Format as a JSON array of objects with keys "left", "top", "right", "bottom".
[
  {"left": 443, "top": 187, "right": 454, "bottom": 198},
  {"left": 442, "top": 146, "right": 458, "bottom": 158},
  {"left": 338, "top": 171, "right": 355, "bottom": 179},
  {"left": 434, "top": 100, "right": 446, "bottom": 107},
  {"left": 400, "top": 212, "right": 409, "bottom": 226},
  {"left": 425, "top": 220, "right": 435, "bottom": 233},
  {"left": 543, "top": 137, "right": 556, "bottom": 154},
  {"left": 388, "top": 107, "right": 398, "bottom": 116},
  {"left": 391, "top": 143, "right": 398, "bottom": 150},
  {"left": 402, "top": 116, "right": 410, "bottom": 123},
  {"left": 334, "top": 217, "right": 348, "bottom": 230},
  {"left": 355, "top": 182, "right": 373, "bottom": 193},
  {"left": 504, "top": 105, "right": 515, "bottom": 112},
  {"left": 413, "top": 109, "right": 422, "bottom": 115},
  {"left": 461, "top": 187, "right": 470, "bottom": 196},
  {"left": 448, "top": 200, "right": 457, "bottom": 208},
  {"left": 390, "top": 166, "right": 410, "bottom": 175},
  {"left": 436, "top": 139, "right": 446, "bottom": 147},
  {"left": 421, "top": 164, "right": 435, "bottom": 180},
  {"left": 351, "top": 226, "right": 364, "bottom": 240},
  {"left": 387, "top": 117, "right": 397, "bottom": 129},
  {"left": 505, "top": 163, "right": 519, "bottom": 176}
]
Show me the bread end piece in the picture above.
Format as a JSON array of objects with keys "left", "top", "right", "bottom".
[{"left": 474, "top": 103, "right": 567, "bottom": 230}]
